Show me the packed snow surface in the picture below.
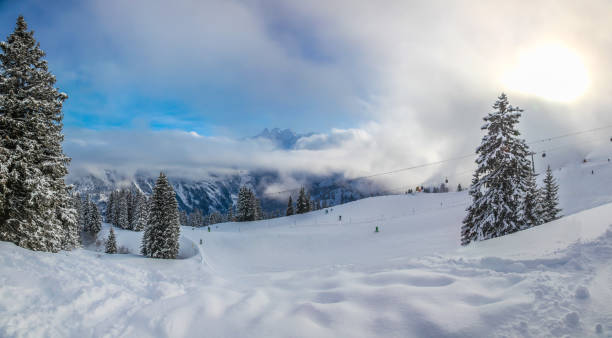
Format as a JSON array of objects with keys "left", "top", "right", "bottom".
[{"left": 1, "top": 155, "right": 612, "bottom": 337}]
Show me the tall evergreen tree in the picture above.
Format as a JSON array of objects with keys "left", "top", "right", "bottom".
[
  {"left": 141, "top": 173, "right": 180, "bottom": 259},
  {"left": 226, "top": 207, "right": 234, "bottom": 222},
  {"left": 189, "top": 208, "right": 204, "bottom": 227},
  {"left": 105, "top": 190, "right": 115, "bottom": 223},
  {"left": 127, "top": 190, "right": 135, "bottom": 228},
  {"left": 296, "top": 187, "right": 309, "bottom": 214},
  {"left": 254, "top": 198, "right": 263, "bottom": 220},
  {"left": 286, "top": 196, "right": 294, "bottom": 216},
  {"left": 462, "top": 93, "right": 532, "bottom": 245},
  {"left": 0, "top": 16, "right": 78, "bottom": 251},
  {"left": 82, "top": 195, "right": 91, "bottom": 232},
  {"left": 132, "top": 194, "right": 148, "bottom": 232},
  {"left": 236, "top": 186, "right": 256, "bottom": 222},
  {"left": 179, "top": 210, "right": 188, "bottom": 226},
  {"left": 88, "top": 201, "right": 102, "bottom": 235},
  {"left": 247, "top": 192, "right": 257, "bottom": 221},
  {"left": 72, "top": 193, "right": 84, "bottom": 228},
  {"left": 541, "top": 165, "right": 562, "bottom": 223},
  {"left": 105, "top": 227, "right": 117, "bottom": 254},
  {"left": 523, "top": 171, "right": 544, "bottom": 228},
  {"left": 118, "top": 192, "right": 129, "bottom": 229},
  {"left": 305, "top": 191, "right": 312, "bottom": 212}
]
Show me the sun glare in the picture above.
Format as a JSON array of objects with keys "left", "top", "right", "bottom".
[{"left": 503, "top": 43, "right": 590, "bottom": 102}]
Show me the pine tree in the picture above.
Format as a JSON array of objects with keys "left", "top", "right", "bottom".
[
  {"left": 72, "top": 193, "right": 83, "bottom": 228},
  {"left": 523, "top": 171, "right": 543, "bottom": 228},
  {"left": 541, "top": 165, "right": 562, "bottom": 223},
  {"left": 462, "top": 93, "right": 532, "bottom": 245},
  {"left": 286, "top": 196, "right": 294, "bottom": 216},
  {"left": 189, "top": 208, "right": 203, "bottom": 227},
  {"left": 141, "top": 173, "right": 180, "bottom": 259},
  {"left": 227, "top": 207, "right": 234, "bottom": 222},
  {"left": 105, "top": 227, "right": 117, "bottom": 254},
  {"left": 237, "top": 186, "right": 255, "bottom": 222},
  {"left": 88, "top": 201, "right": 102, "bottom": 234},
  {"left": 246, "top": 191, "right": 257, "bottom": 221},
  {"left": 254, "top": 198, "right": 263, "bottom": 220},
  {"left": 296, "top": 187, "right": 309, "bottom": 214},
  {"left": 179, "top": 210, "right": 188, "bottom": 226},
  {"left": 118, "top": 192, "right": 129, "bottom": 229},
  {"left": 112, "top": 190, "right": 122, "bottom": 226},
  {"left": 106, "top": 191, "right": 115, "bottom": 223},
  {"left": 82, "top": 195, "right": 91, "bottom": 232},
  {"left": 127, "top": 190, "right": 136, "bottom": 228},
  {"left": 461, "top": 173, "right": 483, "bottom": 245},
  {"left": 305, "top": 191, "right": 312, "bottom": 212},
  {"left": 457, "top": 184, "right": 463, "bottom": 192},
  {"left": 0, "top": 16, "right": 78, "bottom": 252},
  {"left": 208, "top": 211, "right": 222, "bottom": 225},
  {"left": 132, "top": 194, "right": 148, "bottom": 231}
]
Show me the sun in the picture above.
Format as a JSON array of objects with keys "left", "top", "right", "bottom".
[{"left": 502, "top": 43, "right": 590, "bottom": 102}]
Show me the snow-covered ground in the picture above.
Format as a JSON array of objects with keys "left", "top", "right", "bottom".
[{"left": 1, "top": 153, "right": 612, "bottom": 337}]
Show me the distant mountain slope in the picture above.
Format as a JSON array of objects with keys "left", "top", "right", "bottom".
[{"left": 68, "top": 169, "right": 380, "bottom": 216}]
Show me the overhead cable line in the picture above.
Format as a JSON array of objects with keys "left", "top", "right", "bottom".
[{"left": 263, "top": 125, "right": 612, "bottom": 196}]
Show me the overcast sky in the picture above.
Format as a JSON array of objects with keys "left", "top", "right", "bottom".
[{"left": 2, "top": 0, "right": 611, "bottom": 189}]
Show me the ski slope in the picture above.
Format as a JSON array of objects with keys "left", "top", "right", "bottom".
[{"left": 1, "top": 153, "right": 612, "bottom": 337}]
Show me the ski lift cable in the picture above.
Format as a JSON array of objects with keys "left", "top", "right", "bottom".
[
  {"left": 527, "top": 125, "right": 612, "bottom": 146},
  {"left": 263, "top": 125, "right": 612, "bottom": 196}
]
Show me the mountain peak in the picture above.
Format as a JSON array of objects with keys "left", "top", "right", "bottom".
[{"left": 253, "top": 128, "right": 313, "bottom": 149}]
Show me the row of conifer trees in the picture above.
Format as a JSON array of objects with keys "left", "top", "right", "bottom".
[
  {"left": 72, "top": 173, "right": 182, "bottom": 259},
  {"left": 106, "top": 189, "right": 149, "bottom": 231}
]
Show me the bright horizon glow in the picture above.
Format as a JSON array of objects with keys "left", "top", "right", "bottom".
[{"left": 503, "top": 43, "right": 590, "bottom": 102}]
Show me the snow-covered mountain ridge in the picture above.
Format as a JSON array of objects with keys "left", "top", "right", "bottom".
[{"left": 68, "top": 169, "right": 380, "bottom": 216}]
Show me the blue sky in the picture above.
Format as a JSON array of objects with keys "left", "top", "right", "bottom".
[
  {"left": 2, "top": 0, "right": 611, "bottom": 185},
  {"left": 0, "top": 0, "right": 369, "bottom": 136}
]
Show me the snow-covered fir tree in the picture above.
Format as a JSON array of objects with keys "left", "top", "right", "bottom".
[
  {"left": 208, "top": 211, "right": 223, "bottom": 225},
  {"left": 179, "top": 210, "right": 188, "bottom": 226},
  {"left": 141, "top": 173, "right": 180, "bottom": 259},
  {"left": 72, "top": 193, "right": 84, "bottom": 228},
  {"left": 118, "top": 192, "right": 129, "bottom": 229},
  {"left": 127, "top": 190, "right": 136, "bottom": 227},
  {"left": 250, "top": 194, "right": 261, "bottom": 221},
  {"left": 236, "top": 186, "right": 256, "bottom": 222},
  {"left": 132, "top": 194, "right": 148, "bottom": 231},
  {"left": 541, "top": 165, "right": 562, "bottom": 223},
  {"left": 462, "top": 93, "right": 533, "bottom": 245},
  {"left": 0, "top": 16, "right": 78, "bottom": 252},
  {"left": 105, "top": 190, "right": 115, "bottom": 223},
  {"left": 189, "top": 208, "right": 204, "bottom": 227},
  {"left": 105, "top": 227, "right": 117, "bottom": 254},
  {"left": 523, "top": 170, "right": 544, "bottom": 228},
  {"left": 305, "top": 190, "right": 312, "bottom": 212},
  {"left": 88, "top": 200, "right": 102, "bottom": 235},
  {"left": 286, "top": 196, "right": 294, "bottom": 216},
  {"left": 296, "top": 187, "right": 309, "bottom": 214},
  {"left": 82, "top": 195, "right": 91, "bottom": 231},
  {"left": 461, "top": 174, "right": 483, "bottom": 245},
  {"left": 226, "top": 207, "right": 234, "bottom": 222},
  {"left": 255, "top": 199, "right": 263, "bottom": 220}
]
